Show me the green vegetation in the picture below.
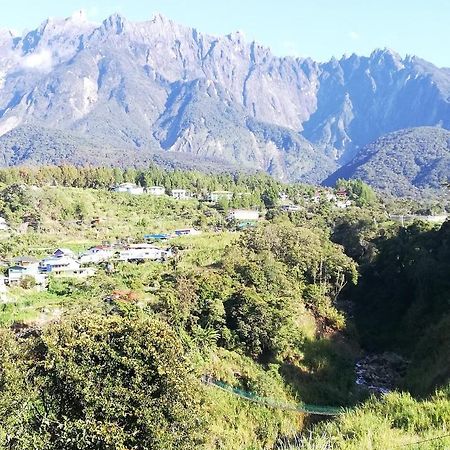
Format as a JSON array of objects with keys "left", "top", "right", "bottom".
[
  {"left": 0, "top": 166, "right": 448, "bottom": 449},
  {"left": 352, "top": 221, "right": 450, "bottom": 396},
  {"left": 285, "top": 389, "right": 450, "bottom": 449},
  {"left": 327, "top": 127, "right": 450, "bottom": 198}
]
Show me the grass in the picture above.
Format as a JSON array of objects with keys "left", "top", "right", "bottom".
[
  {"left": 198, "top": 348, "right": 303, "bottom": 450},
  {"left": 174, "top": 232, "right": 238, "bottom": 270},
  {"left": 278, "top": 389, "right": 450, "bottom": 450},
  {"left": 0, "top": 288, "right": 65, "bottom": 326}
]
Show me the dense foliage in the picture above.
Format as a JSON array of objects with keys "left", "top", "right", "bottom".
[
  {"left": 0, "top": 170, "right": 448, "bottom": 449},
  {"left": 326, "top": 127, "right": 450, "bottom": 197},
  {"left": 353, "top": 221, "right": 450, "bottom": 395},
  {"left": 0, "top": 314, "right": 203, "bottom": 449}
]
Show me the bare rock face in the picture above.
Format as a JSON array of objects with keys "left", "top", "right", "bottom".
[{"left": 0, "top": 12, "right": 449, "bottom": 185}]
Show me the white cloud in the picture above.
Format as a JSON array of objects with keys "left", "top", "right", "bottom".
[
  {"left": 21, "top": 49, "right": 53, "bottom": 71},
  {"left": 348, "top": 31, "right": 360, "bottom": 40}
]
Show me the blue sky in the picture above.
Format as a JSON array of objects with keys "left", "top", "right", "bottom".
[{"left": 0, "top": 0, "right": 449, "bottom": 67}]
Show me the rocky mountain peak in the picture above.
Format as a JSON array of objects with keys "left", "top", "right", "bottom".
[
  {"left": 151, "top": 13, "right": 171, "bottom": 25},
  {"left": 0, "top": 12, "right": 448, "bottom": 190},
  {"left": 102, "top": 13, "right": 128, "bottom": 34},
  {"left": 369, "top": 47, "right": 404, "bottom": 69}
]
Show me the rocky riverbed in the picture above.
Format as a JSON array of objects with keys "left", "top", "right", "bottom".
[{"left": 355, "top": 352, "right": 409, "bottom": 394}]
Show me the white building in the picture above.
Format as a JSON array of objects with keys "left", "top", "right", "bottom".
[
  {"left": 209, "top": 191, "right": 233, "bottom": 202},
  {"left": 79, "top": 247, "right": 114, "bottom": 264},
  {"left": 40, "top": 256, "right": 95, "bottom": 278},
  {"left": 280, "top": 204, "right": 302, "bottom": 212},
  {"left": 0, "top": 217, "right": 8, "bottom": 231},
  {"left": 117, "top": 244, "right": 172, "bottom": 262},
  {"left": 171, "top": 189, "right": 190, "bottom": 200},
  {"left": 113, "top": 183, "right": 144, "bottom": 195},
  {"left": 147, "top": 186, "right": 165, "bottom": 196},
  {"left": 335, "top": 200, "right": 352, "bottom": 209},
  {"left": 7, "top": 257, "right": 46, "bottom": 285},
  {"left": 174, "top": 228, "right": 202, "bottom": 237},
  {"left": 227, "top": 210, "right": 260, "bottom": 221}
]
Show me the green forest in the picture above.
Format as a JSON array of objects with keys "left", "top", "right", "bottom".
[{"left": 0, "top": 166, "right": 448, "bottom": 449}]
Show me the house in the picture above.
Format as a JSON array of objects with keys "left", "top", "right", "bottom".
[
  {"left": 208, "top": 191, "right": 233, "bottom": 202},
  {"left": 336, "top": 189, "right": 348, "bottom": 200},
  {"left": 7, "top": 257, "right": 46, "bottom": 285},
  {"left": 53, "top": 248, "right": 76, "bottom": 259},
  {"left": 280, "top": 204, "right": 302, "bottom": 212},
  {"left": 39, "top": 256, "right": 95, "bottom": 278},
  {"left": 171, "top": 189, "right": 190, "bottom": 200},
  {"left": 7, "top": 265, "right": 47, "bottom": 285},
  {"left": 227, "top": 210, "right": 260, "bottom": 221},
  {"left": 79, "top": 247, "right": 114, "bottom": 264},
  {"left": 147, "top": 186, "right": 165, "bottom": 196},
  {"left": 11, "top": 256, "right": 40, "bottom": 268},
  {"left": 40, "top": 256, "right": 80, "bottom": 273},
  {"left": 117, "top": 244, "right": 172, "bottom": 262},
  {"left": 113, "top": 183, "right": 144, "bottom": 195},
  {"left": 174, "top": 228, "right": 202, "bottom": 237},
  {"left": 335, "top": 200, "right": 352, "bottom": 209},
  {"left": 0, "top": 217, "right": 8, "bottom": 232},
  {"left": 8, "top": 266, "right": 46, "bottom": 285}
]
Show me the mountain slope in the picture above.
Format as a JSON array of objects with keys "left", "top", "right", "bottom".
[
  {"left": 0, "top": 124, "right": 245, "bottom": 173},
  {"left": 324, "top": 127, "right": 450, "bottom": 195},
  {"left": 153, "top": 78, "right": 336, "bottom": 182},
  {"left": 0, "top": 12, "right": 449, "bottom": 184}
]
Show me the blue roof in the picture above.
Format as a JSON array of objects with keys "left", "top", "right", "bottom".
[{"left": 144, "top": 234, "right": 171, "bottom": 240}]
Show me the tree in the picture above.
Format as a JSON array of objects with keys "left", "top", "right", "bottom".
[
  {"left": 10, "top": 313, "right": 204, "bottom": 450},
  {"left": 0, "top": 330, "right": 42, "bottom": 449},
  {"left": 225, "top": 288, "right": 288, "bottom": 360},
  {"left": 261, "top": 186, "right": 279, "bottom": 208},
  {"left": 19, "top": 275, "right": 36, "bottom": 290}
]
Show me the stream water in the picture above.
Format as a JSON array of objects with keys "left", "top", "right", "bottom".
[{"left": 355, "top": 352, "right": 409, "bottom": 394}]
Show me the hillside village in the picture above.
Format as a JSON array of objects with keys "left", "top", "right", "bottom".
[
  {"left": 112, "top": 181, "right": 353, "bottom": 208},
  {"left": 0, "top": 180, "right": 358, "bottom": 301},
  {"left": 1, "top": 172, "right": 447, "bottom": 305}
]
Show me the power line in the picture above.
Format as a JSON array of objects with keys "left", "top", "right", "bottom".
[{"left": 394, "top": 432, "right": 450, "bottom": 448}]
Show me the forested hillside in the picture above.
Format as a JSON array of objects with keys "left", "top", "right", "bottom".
[{"left": 325, "top": 127, "right": 450, "bottom": 196}]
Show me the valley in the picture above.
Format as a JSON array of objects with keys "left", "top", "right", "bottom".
[
  {"left": 0, "top": 7, "right": 449, "bottom": 449},
  {"left": 0, "top": 166, "right": 448, "bottom": 449}
]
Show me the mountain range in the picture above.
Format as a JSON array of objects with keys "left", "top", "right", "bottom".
[{"left": 0, "top": 11, "right": 449, "bottom": 193}]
